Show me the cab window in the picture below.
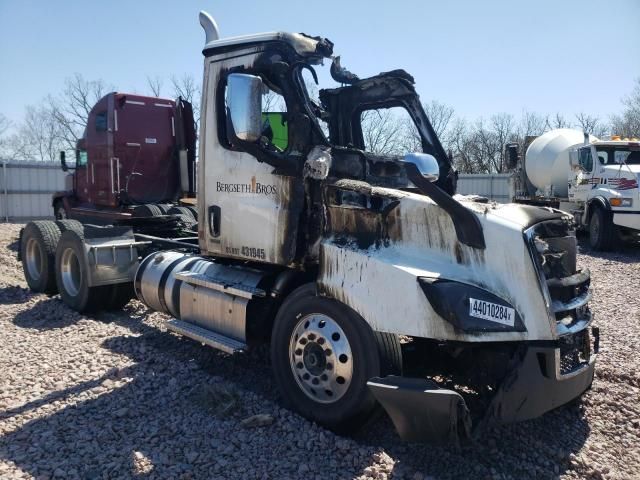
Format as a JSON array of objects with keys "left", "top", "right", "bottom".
[
  {"left": 359, "top": 106, "right": 417, "bottom": 156},
  {"left": 261, "top": 86, "right": 288, "bottom": 151},
  {"left": 95, "top": 111, "right": 108, "bottom": 132},
  {"left": 76, "top": 150, "right": 88, "bottom": 166},
  {"left": 578, "top": 147, "right": 593, "bottom": 172}
]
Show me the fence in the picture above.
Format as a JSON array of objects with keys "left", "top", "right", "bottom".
[
  {"left": 457, "top": 173, "right": 514, "bottom": 203},
  {"left": 0, "top": 160, "right": 66, "bottom": 222}
]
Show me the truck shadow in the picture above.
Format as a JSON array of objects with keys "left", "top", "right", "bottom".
[
  {"left": 12, "top": 296, "right": 81, "bottom": 329},
  {"left": 3, "top": 303, "right": 593, "bottom": 479},
  {"left": 0, "top": 286, "right": 34, "bottom": 305},
  {"left": 577, "top": 236, "right": 640, "bottom": 263},
  {"left": 0, "top": 324, "right": 381, "bottom": 479},
  {"left": 356, "top": 402, "right": 591, "bottom": 478}
]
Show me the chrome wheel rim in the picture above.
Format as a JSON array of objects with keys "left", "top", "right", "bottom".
[
  {"left": 289, "top": 314, "right": 353, "bottom": 403},
  {"left": 60, "top": 247, "right": 82, "bottom": 297},
  {"left": 25, "top": 238, "right": 43, "bottom": 281}
]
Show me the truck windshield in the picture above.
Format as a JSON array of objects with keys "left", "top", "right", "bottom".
[
  {"left": 597, "top": 147, "right": 640, "bottom": 165},
  {"left": 298, "top": 66, "right": 443, "bottom": 159}
]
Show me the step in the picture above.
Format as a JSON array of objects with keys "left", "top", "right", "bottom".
[
  {"left": 174, "top": 271, "right": 266, "bottom": 299},
  {"left": 165, "top": 319, "right": 246, "bottom": 354}
]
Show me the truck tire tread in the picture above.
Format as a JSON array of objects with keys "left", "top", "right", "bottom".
[
  {"left": 54, "top": 230, "right": 111, "bottom": 313},
  {"left": 20, "top": 221, "right": 62, "bottom": 294}
]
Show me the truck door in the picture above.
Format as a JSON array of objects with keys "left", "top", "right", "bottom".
[
  {"left": 571, "top": 146, "right": 596, "bottom": 201},
  {"left": 199, "top": 62, "right": 305, "bottom": 266}
]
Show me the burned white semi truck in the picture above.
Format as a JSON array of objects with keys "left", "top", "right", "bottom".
[{"left": 19, "top": 12, "right": 598, "bottom": 443}]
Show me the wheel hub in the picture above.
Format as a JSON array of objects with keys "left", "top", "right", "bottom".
[
  {"left": 60, "top": 247, "right": 82, "bottom": 297},
  {"left": 289, "top": 314, "right": 353, "bottom": 403},
  {"left": 25, "top": 238, "right": 43, "bottom": 281},
  {"left": 302, "top": 342, "right": 327, "bottom": 375}
]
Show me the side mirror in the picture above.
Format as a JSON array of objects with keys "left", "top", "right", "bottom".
[
  {"left": 227, "top": 73, "right": 263, "bottom": 143},
  {"left": 401, "top": 153, "right": 440, "bottom": 182},
  {"left": 60, "top": 151, "right": 68, "bottom": 172}
]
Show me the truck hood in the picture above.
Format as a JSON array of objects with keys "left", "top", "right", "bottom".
[
  {"left": 319, "top": 184, "right": 562, "bottom": 343},
  {"left": 460, "top": 199, "right": 571, "bottom": 230}
]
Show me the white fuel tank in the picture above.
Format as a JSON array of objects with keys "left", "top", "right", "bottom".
[{"left": 525, "top": 129, "right": 597, "bottom": 197}]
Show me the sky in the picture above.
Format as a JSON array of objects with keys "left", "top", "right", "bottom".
[{"left": 1, "top": 0, "right": 639, "bottom": 129}]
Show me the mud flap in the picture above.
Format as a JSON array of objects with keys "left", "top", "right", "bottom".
[{"left": 368, "top": 376, "right": 471, "bottom": 444}]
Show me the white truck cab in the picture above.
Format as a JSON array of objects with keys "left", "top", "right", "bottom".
[
  {"left": 568, "top": 138, "right": 640, "bottom": 244},
  {"left": 18, "top": 11, "right": 599, "bottom": 444},
  {"left": 517, "top": 129, "right": 640, "bottom": 250}
]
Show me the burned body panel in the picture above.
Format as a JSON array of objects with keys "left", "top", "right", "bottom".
[{"left": 319, "top": 190, "right": 561, "bottom": 342}]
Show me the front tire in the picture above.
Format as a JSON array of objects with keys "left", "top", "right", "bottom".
[
  {"left": 270, "top": 284, "right": 401, "bottom": 432},
  {"left": 589, "top": 207, "right": 615, "bottom": 251}
]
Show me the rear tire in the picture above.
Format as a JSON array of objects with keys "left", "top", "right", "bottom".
[
  {"left": 155, "top": 204, "right": 172, "bottom": 214},
  {"left": 54, "top": 230, "right": 110, "bottom": 313},
  {"left": 589, "top": 207, "right": 615, "bottom": 251},
  {"left": 167, "top": 206, "right": 195, "bottom": 220},
  {"left": 56, "top": 219, "right": 84, "bottom": 235},
  {"left": 132, "top": 204, "right": 163, "bottom": 217},
  {"left": 270, "top": 283, "right": 401, "bottom": 433},
  {"left": 20, "top": 221, "right": 61, "bottom": 294},
  {"left": 185, "top": 205, "right": 198, "bottom": 220}
]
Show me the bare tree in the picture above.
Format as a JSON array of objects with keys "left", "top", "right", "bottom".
[
  {"left": 49, "top": 73, "right": 112, "bottom": 151},
  {"left": 360, "top": 108, "right": 405, "bottom": 156},
  {"left": 423, "top": 100, "right": 454, "bottom": 140},
  {"left": 7, "top": 105, "right": 64, "bottom": 162},
  {"left": 575, "top": 112, "right": 606, "bottom": 137},
  {"left": 146, "top": 75, "right": 164, "bottom": 97},
  {"left": 611, "top": 78, "right": 640, "bottom": 138},
  {"left": 171, "top": 74, "right": 201, "bottom": 122},
  {"left": 548, "top": 112, "right": 571, "bottom": 129},
  {"left": 0, "top": 113, "right": 11, "bottom": 157}
]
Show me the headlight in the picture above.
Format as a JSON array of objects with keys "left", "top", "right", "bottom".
[
  {"left": 610, "top": 197, "right": 633, "bottom": 207},
  {"left": 417, "top": 277, "right": 526, "bottom": 333}
]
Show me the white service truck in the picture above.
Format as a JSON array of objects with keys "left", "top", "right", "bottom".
[
  {"left": 512, "top": 128, "right": 640, "bottom": 250},
  {"left": 18, "top": 12, "right": 598, "bottom": 443}
]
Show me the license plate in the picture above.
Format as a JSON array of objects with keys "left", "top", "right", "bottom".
[{"left": 469, "top": 298, "right": 515, "bottom": 326}]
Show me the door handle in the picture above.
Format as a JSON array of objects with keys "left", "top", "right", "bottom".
[{"left": 208, "top": 205, "right": 221, "bottom": 237}]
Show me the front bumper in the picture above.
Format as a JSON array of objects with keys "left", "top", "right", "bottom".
[{"left": 368, "top": 327, "right": 599, "bottom": 443}]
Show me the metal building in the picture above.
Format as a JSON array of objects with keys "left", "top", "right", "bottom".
[
  {"left": 456, "top": 173, "right": 514, "bottom": 203},
  {"left": 1, "top": 160, "right": 65, "bottom": 221}
]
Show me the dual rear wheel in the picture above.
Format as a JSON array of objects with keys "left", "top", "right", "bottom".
[{"left": 20, "top": 220, "right": 133, "bottom": 312}]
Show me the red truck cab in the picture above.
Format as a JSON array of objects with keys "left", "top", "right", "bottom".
[{"left": 55, "top": 92, "right": 196, "bottom": 223}]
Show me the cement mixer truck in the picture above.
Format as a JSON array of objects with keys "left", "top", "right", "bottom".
[
  {"left": 512, "top": 129, "right": 640, "bottom": 250},
  {"left": 18, "top": 12, "right": 598, "bottom": 443}
]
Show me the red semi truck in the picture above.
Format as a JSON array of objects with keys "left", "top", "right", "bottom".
[{"left": 54, "top": 92, "right": 197, "bottom": 232}]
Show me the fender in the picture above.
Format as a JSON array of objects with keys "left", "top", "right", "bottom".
[
  {"left": 584, "top": 195, "right": 611, "bottom": 223},
  {"left": 51, "top": 191, "right": 74, "bottom": 208}
]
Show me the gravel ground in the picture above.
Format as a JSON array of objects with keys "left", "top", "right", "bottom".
[{"left": 0, "top": 222, "right": 639, "bottom": 480}]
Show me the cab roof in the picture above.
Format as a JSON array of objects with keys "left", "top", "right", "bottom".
[{"left": 203, "top": 31, "right": 333, "bottom": 62}]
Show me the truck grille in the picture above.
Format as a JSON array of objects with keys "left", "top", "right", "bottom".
[
  {"left": 559, "top": 329, "right": 591, "bottom": 375},
  {"left": 526, "top": 218, "right": 592, "bottom": 333}
]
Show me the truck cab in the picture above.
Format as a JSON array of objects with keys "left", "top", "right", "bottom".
[
  {"left": 568, "top": 138, "right": 640, "bottom": 248},
  {"left": 20, "top": 11, "right": 599, "bottom": 444},
  {"left": 54, "top": 93, "right": 197, "bottom": 224}
]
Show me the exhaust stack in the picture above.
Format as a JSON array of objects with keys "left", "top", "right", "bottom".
[{"left": 199, "top": 11, "right": 220, "bottom": 44}]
